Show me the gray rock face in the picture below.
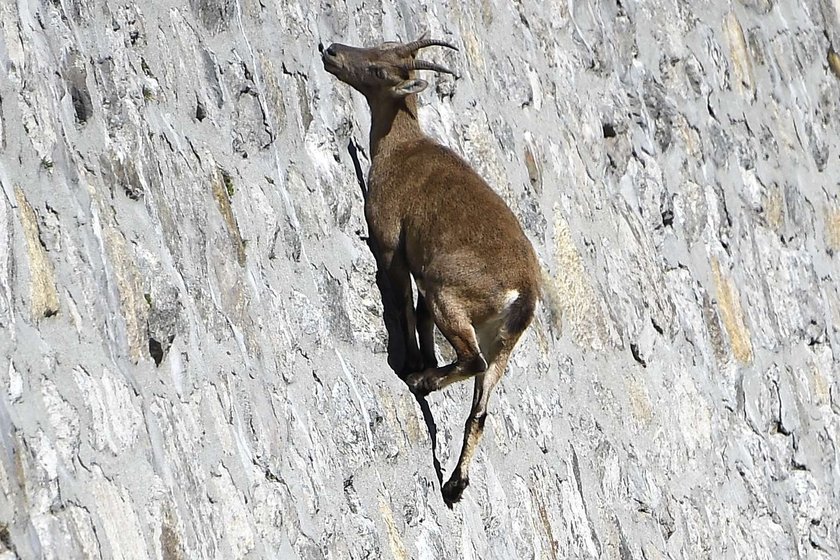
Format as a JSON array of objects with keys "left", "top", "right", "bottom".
[{"left": 1, "top": 0, "right": 839, "bottom": 558}]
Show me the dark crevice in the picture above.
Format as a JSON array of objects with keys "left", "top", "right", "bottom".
[
  {"left": 159, "top": 133, "right": 175, "bottom": 153},
  {"left": 706, "top": 93, "right": 718, "bottom": 121},
  {"left": 187, "top": 138, "right": 202, "bottom": 164},
  {"left": 630, "top": 342, "right": 647, "bottom": 367},
  {"left": 806, "top": 319, "right": 824, "bottom": 346},
  {"left": 264, "top": 467, "right": 280, "bottom": 483},
  {"left": 70, "top": 85, "right": 92, "bottom": 124},
  {"left": 602, "top": 122, "right": 617, "bottom": 138},
  {"left": 661, "top": 206, "right": 674, "bottom": 227},
  {"left": 149, "top": 337, "right": 164, "bottom": 366},
  {"left": 772, "top": 419, "right": 791, "bottom": 436},
  {"left": 771, "top": 380, "right": 792, "bottom": 436},
  {"left": 651, "top": 317, "right": 664, "bottom": 335},
  {"left": 791, "top": 456, "right": 808, "bottom": 471},
  {"left": 268, "top": 226, "right": 281, "bottom": 260},
  {"left": 195, "top": 99, "right": 206, "bottom": 121}
]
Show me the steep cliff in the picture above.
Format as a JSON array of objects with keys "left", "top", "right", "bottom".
[{"left": 1, "top": 0, "right": 839, "bottom": 558}]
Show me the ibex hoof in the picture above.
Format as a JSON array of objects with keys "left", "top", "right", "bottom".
[
  {"left": 442, "top": 476, "right": 469, "bottom": 507},
  {"left": 405, "top": 371, "right": 434, "bottom": 397}
]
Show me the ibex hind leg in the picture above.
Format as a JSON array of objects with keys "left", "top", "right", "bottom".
[
  {"left": 441, "top": 344, "right": 512, "bottom": 506},
  {"left": 441, "top": 290, "right": 535, "bottom": 505},
  {"left": 404, "top": 295, "right": 487, "bottom": 397}
]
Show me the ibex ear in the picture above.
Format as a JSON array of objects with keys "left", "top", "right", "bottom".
[{"left": 392, "top": 78, "right": 428, "bottom": 97}]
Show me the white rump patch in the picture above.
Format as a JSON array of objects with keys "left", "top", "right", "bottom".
[
  {"left": 475, "top": 289, "right": 521, "bottom": 358},
  {"left": 502, "top": 289, "right": 520, "bottom": 309}
]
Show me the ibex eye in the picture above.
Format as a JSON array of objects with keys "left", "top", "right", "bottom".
[{"left": 370, "top": 67, "right": 386, "bottom": 79}]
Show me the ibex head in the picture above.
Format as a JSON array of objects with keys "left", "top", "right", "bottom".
[{"left": 321, "top": 34, "right": 457, "bottom": 99}]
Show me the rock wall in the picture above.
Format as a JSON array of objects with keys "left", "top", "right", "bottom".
[{"left": 1, "top": 0, "right": 839, "bottom": 558}]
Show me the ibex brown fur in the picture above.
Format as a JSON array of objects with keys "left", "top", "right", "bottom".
[{"left": 322, "top": 35, "right": 539, "bottom": 506}]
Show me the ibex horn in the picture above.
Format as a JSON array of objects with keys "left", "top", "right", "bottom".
[
  {"left": 398, "top": 33, "right": 458, "bottom": 55},
  {"left": 400, "top": 59, "right": 457, "bottom": 75}
]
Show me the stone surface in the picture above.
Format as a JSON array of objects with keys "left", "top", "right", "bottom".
[{"left": 1, "top": 0, "right": 839, "bottom": 558}]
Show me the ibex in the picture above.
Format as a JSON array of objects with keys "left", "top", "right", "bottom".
[{"left": 321, "top": 35, "right": 539, "bottom": 506}]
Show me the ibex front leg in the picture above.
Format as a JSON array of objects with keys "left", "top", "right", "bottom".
[
  {"left": 416, "top": 293, "right": 438, "bottom": 369},
  {"left": 378, "top": 248, "right": 423, "bottom": 376}
]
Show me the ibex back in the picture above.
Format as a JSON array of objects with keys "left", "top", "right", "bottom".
[{"left": 321, "top": 35, "right": 540, "bottom": 506}]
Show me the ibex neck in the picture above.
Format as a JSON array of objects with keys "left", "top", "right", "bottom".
[{"left": 368, "top": 96, "right": 424, "bottom": 158}]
